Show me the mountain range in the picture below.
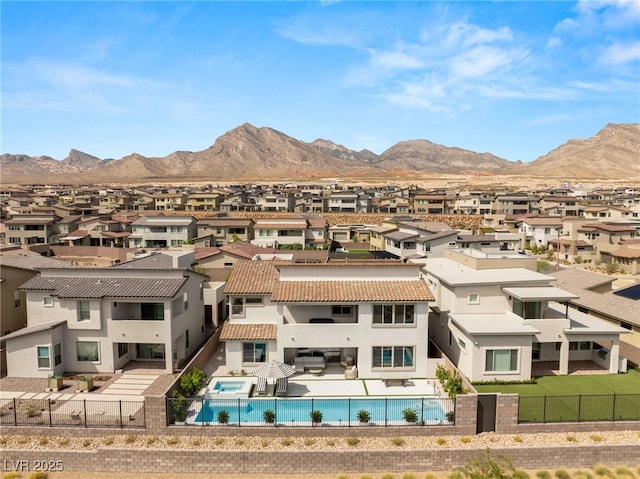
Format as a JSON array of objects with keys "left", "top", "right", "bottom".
[{"left": 2, "top": 122, "right": 639, "bottom": 183}]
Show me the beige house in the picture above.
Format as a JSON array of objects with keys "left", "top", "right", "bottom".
[
  {"left": 552, "top": 268, "right": 640, "bottom": 367},
  {"left": 221, "top": 260, "right": 433, "bottom": 379},
  {"left": 2, "top": 251, "right": 207, "bottom": 377},
  {"left": 424, "top": 249, "right": 627, "bottom": 382}
]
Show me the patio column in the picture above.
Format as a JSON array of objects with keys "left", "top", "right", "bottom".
[
  {"left": 609, "top": 340, "right": 620, "bottom": 374},
  {"left": 558, "top": 338, "right": 569, "bottom": 375}
]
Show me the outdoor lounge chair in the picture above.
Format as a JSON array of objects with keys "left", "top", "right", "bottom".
[
  {"left": 276, "top": 377, "right": 288, "bottom": 396},
  {"left": 255, "top": 376, "right": 267, "bottom": 396}
]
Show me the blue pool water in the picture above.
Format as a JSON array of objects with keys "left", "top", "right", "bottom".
[
  {"left": 194, "top": 397, "right": 449, "bottom": 425},
  {"left": 212, "top": 381, "right": 245, "bottom": 392}
]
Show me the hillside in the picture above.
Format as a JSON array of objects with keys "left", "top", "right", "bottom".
[{"left": 1, "top": 122, "right": 638, "bottom": 183}]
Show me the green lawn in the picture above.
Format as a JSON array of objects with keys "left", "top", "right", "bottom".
[
  {"left": 473, "top": 368, "right": 640, "bottom": 396},
  {"left": 474, "top": 369, "right": 640, "bottom": 423}
]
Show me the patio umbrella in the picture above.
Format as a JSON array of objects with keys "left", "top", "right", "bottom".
[{"left": 251, "top": 359, "right": 295, "bottom": 381}]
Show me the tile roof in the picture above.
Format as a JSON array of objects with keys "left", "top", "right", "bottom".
[
  {"left": 551, "top": 269, "right": 640, "bottom": 325},
  {"left": 19, "top": 274, "right": 187, "bottom": 299},
  {"left": 271, "top": 280, "right": 434, "bottom": 302},
  {"left": 112, "top": 253, "right": 175, "bottom": 269},
  {"left": 0, "top": 320, "right": 67, "bottom": 341},
  {"left": 0, "top": 254, "right": 73, "bottom": 270},
  {"left": 254, "top": 222, "right": 306, "bottom": 229},
  {"left": 224, "top": 260, "right": 280, "bottom": 294},
  {"left": 219, "top": 322, "right": 277, "bottom": 340},
  {"left": 218, "top": 242, "right": 274, "bottom": 259}
]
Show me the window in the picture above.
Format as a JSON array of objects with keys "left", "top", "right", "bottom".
[
  {"left": 78, "top": 301, "right": 90, "bottom": 321},
  {"left": 37, "top": 346, "right": 50, "bottom": 369},
  {"left": 14, "top": 290, "right": 21, "bottom": 308},
  {"left": 569, "top": 342, "right": 578, "bottom": 350},
  {"left": 199, "top": 282, "right": 204, "bottom": 300},
  {"left": 458, "top": 339, "right": 466, "bottom": 350},
  {"left": 185, "top": 329, "right": 190, "bottom": 349},
  {"left": 231, "top": 297, "right": 262, "bottom": 317},
  {"left": 372, "top": 346, "right": 414, "bottom": 369},
  {"left": 332, "top": 305, "right": 352, "bottom": 316},
  {"left": 53, "top": 343, "right": 62, "bottom": 366},
  {"left": 76, "top": 341, "right": 99, "bottom": 362},
  {"left": 485, "top": 349, "right": 518, "bottom": 372},
  {"left": 183, "top": 292, "right": 189, "bottom": 311},
  {"left": 136, "top": 343, "right": 165, "bottom": 359},
  {"left": 579, "top": 341, "right": 591, "bottom": 350},
  {"left": 512, "top": 299, "right": 542, "bottom": 319},
  {"left": 373, "top": 304, "right": 415, "bottom": 325},
  {"left": 43, "top": 296, "right": 54, "bottom": 307},
  {"left": 118, "top": 343, "right": 129, "bottom": 358},
  {"left": 242, "top": 342, "right": 266, "bottom": 363},
  {"left": 620, "top": 321, "right": 632, "bottom": 330},
  {"left": 468, "top": 293, "right": 480, "bottom": 305},
  {"left": 141, "top": 303, "right": 164, "bottom": 320}
]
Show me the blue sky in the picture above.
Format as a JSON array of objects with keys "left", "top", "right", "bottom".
[{"left": 2, "top": 1, "right": 639, "bottom": 163}]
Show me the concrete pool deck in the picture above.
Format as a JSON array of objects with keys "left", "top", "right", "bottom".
[{"left": 200, "top": 375, "right": 438, "bottom": 398}]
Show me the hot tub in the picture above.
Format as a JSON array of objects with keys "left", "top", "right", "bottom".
[{"left": 205, "top": 378, "right": 253, "bottom": 399}]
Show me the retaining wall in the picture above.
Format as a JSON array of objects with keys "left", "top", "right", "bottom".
[{"left": 1, "top": 445, "right": 638, "bottom": 474}]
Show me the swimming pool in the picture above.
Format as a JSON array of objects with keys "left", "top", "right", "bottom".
[
  {"left": 193, "top": 396, "right": 451, "bottom": 426},
  {"left": 204, "top": 379, "right": 253, "bottom": 399}
]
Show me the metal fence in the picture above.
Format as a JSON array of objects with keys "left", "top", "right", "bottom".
[
  {"left": 168, "top": 396, "right": 455, "bottom": 427},
  {"left": 0, "top": 397, "right": 145, "bottom": 428},
  {"left": 518, "top": 394, "right": 640, "bottom": 423}
]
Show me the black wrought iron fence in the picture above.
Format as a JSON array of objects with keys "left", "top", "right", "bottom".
[
  {"left": 167, "top": 396, "right": 455, "bottom": 427},
  {"left": 518, "top": 394, "right": 640, "bottom": 423},
  {"left": 0, "top": 398, "right": 145, "bottom": 428}
]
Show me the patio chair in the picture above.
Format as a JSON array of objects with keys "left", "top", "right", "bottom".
[
  {"left": 255, "top": 376, "right": 267, "bottom": 396},
  {"left": 276, "top": 377, "right": 288, "bottom": 396}
]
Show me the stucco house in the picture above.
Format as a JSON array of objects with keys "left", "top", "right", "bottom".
[
  {"left": 1, "top": 251, "right": 207, "bottom": 377},
  {"left": 424, "top": 249, "right": 627, "bottom": 382},
  {"left": 220, "top": 259, "right": 434, "bottom": 379}
]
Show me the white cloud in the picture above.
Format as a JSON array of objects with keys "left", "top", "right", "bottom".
[
  {"left": 369, "top": 49, "right": 424, "bottom": 70},
  {"left": 599, "top": 41, "right": 640, "bottom": 64}
]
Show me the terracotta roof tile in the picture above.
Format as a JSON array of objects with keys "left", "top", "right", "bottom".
[
  {"left": 219, "top": 322, "right": 277, "bottom": 340},
  {"left": 224, "top": 260, "right": 280, "bottom": 294},
  {"left": 271, "top": 280, "right": 434, "bottom": 302}
]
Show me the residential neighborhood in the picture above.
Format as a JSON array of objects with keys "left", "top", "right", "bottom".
[{"left": 1, "top": 181, "right": 638, "bottom": 383}]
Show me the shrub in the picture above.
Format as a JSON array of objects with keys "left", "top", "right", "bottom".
[
  {"left": 146, "top": 436, "right": 157, "bottom": 446},
  {"left": 124, "top": 434, "right": 136, "bottom": 444},
  {"left": 402, "top": 407, "right": 418, "bottom": 423},
  {"left": 614, "top": 466, "right": 634, "bottom": 478},
  {"left": 58, "top": 437, "right": 70, "bottom": 446},
  {"left": 303, "top": 438, "right": 315, "bottom": 446},
  {"left": 436, "top": 437, "right": 447, "bottom": 446},
  {"left": 589, "top": 434, "right": 603, "bottom": 443},
  {"left": 29, "top": 473, "right": 48, "bottom": 479},
  {"left": 460, "top": 436, "right": 471, "bottom": 444},
  {"left": 536, "top": 472, "right": 552, "bottom": 479},
  {"left": 213, "top": 437, "right": 224, "bottom": 445},
  {"left": 346, "top": 436, "right": 360, "bottom": 446},
  {"left": 3, "top": 472, "right": 21, "bottom": 479},
  {"left": 605, "top": 263, "right": 619, "bottom": 274},
  {"left": 310, "top": 409, "right": 323, "bottom": 424},
  {"left": 451, "top": 448, "right": 515, "bottom": 478},
  {"left": 280, "top": 437, "right": 293, "bottom": 446},
  {"left": 166, "top": 437, "right": 179, "bottom": 445},
  {"left": 263, "top": 409, "right": 276, "bottom": 424},
  {"left": 217, "top": 409, "right": 230, "bottom": 424},
  {"left": 82, "top": 439, "right": 92, "bottom": 448},
  {"left": 573, "top": 471, "right": 593, "bottom": 479},
  {"left": 390, "top": 437, "right": 405, "bottom": 446},
  {"left": 554, "top": 470, "right": 571, "bottom": 479},
  {"left": 180, "top": 368, "right": 206, "bottom": 396},
  {"left": 566, "top": 435, "right": 577, "bottom": 442},
  {"left": 357, "top": 409, "right": 371, "bottom": 423},
  {"left": 592, "top": 465, "right": 614, "bottom": 478},
  {"left": 171, "top": 391, "right": 187, "bottom": 423},
  {"left": 512, "top": 435, "right": 522, "bottom": 443},
  {"left": 513, "top": 470, "right": 530, "bottom": 479}
]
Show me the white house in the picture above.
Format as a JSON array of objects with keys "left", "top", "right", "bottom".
[
  {"left": 129, "top": 215, "right": 197, "bottom": 248},
  {"left": 2, "top": 251, "right": 207, "bottom": 377},
  {"left": 424, "top": 249, "right": 627, "bottom": 382},
  {"left": 220, "top": 260, "right": 434, "bottom": 379}
]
